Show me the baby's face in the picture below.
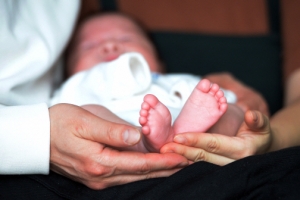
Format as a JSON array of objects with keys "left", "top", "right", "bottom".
[{"left": 67, "top": 14, "right": 161, "bottom": 75}]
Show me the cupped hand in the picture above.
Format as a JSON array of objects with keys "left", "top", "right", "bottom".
[
  {"left": 204, "top": 72, "right": 270, "bottom": 116},
  {"left": 49, "top": 104, "right": 188, "bottom": 189},
  {"left": 160, "top": 110, "right": 271, "bottom": 166}
]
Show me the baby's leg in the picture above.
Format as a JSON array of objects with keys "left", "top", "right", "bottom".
[
  {"left": 82, "top": 104, "right": 149, "bottom": 153},
  {"left": 173, "top": 79, "right": 228, "bottom": 134},
  {"left": 139, "top": 94, "right": 174, "bottom": 152},
  {"left": 208, "top": 104, "right": 244, "bottom": 136}
]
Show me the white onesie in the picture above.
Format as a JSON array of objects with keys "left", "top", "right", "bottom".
[{"left": 51, "top": 53, "right": 236, "bottom": 125}]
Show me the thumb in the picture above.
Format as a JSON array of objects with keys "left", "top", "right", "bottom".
[
  {"left": 79, "top": 109, "right": 142, "bottom": 147},
  {"left": 244, "top": 110, "right": 269, "bottom": 133}
]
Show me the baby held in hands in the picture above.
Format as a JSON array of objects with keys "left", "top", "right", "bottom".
[{"left": 51, "top": 13, "right": 244, "bottom": 153}]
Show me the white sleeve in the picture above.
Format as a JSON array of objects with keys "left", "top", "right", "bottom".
[
  {"left": 0, "top": 0, "right": 79, "bottom": 174},
  {"left": 0, "top": 104, "right": 50, "bottom": 174},
  {"left": 0, "top": 0, "right": 80, "bottom": 106}
]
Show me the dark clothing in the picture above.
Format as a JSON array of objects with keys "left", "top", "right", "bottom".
[{"left": 1, "top": 146, "right": 300, "bottom": 199}]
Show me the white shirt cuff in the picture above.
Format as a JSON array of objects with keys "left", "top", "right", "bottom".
[{"left": 0, "top": 103, "right": 50, "bottom": 174}]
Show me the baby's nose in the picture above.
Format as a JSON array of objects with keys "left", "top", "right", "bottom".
[
  {"left": 100, "top": 40, "right": 124, "bottom": 61},
  {"left": 100, "top": 40, "right": 122, "bottom": 54}
]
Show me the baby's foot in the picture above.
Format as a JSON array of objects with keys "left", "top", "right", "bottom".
[
  {"left": 139, "top": 94, "right": 174, "bottom": 152},
  {"left": 173, "top": 79, "right": 228, "bottom": 133}
]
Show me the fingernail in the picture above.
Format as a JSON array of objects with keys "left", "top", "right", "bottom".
[
  {"left": 251, "top": 111, "right": 258, "bottom": 122},
  {"left": 174, "top": 136, "right": 187, "bottom": 144},
  {"left": 123, "top": 129, "right": 141, "bottom": 145}
]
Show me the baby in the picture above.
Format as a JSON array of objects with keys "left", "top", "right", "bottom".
[{"left": 52, "top": 13, "right": 244, "bottom": 153}]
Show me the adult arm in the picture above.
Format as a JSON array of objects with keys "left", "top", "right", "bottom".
[
  {"left": 272, "top": 0, "right": 300, "bottom": 150},
  {"left": 269, "top": 69, "right": 300, "bottom": 151},
  {"left": 0, "top": 0, "right": 79, "bottom": 174}
]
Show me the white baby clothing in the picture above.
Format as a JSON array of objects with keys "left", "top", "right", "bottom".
[{"left": 51, "top": 53, "right": 236, "bottom": 125}]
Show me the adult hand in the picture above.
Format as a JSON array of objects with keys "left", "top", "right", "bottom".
[
  {"left": 49, "top": 104, "right": 188, "bottom": 189},
  {"left": 204, "top": 72, "right": 270, "bottom": 116},
  {"left": 160, "top": 110, "right": 271, "bottom": 166}
]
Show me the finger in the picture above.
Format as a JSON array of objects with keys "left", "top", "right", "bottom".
[
  {"left": 53, "top": 159, "right": 182, "bottom": 190},
  {"left": 82, "top": 109, "right": 142, "bottom": 147},
  {"left": 100, "top": 147, "right": 189, "bottom": 175},
  {"left": 57, "top": 146, "right": 189, "bottom": 189},
  {"left": 82, "top": 168, "right": 182, "bottom": 189},
  {"left": 243, "top": 110, "right": 269, "bottom": 132},
  {"left": 238, "top": 110, "right": 271, "bottom": 154},
  {"left": 161, "top": 143, "right": 235, "bottom": 166},
  {"left": 168, "top": 132, "right": 247, "bottom": 159}
]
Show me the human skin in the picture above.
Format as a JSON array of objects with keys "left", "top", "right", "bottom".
[
  {"left": 81, "top": 79, "right": 242, "bottom": 154},
  {"left": 204, "top": 73, "right": 269, "bottom": 116},
  {"left": 66, "top": 14, "right": 245, "bottom": 153},
  {"left": 161, "top": 110, "right": 271, "bottom": 165},
  {"left": 161, "top": 70, "right": 300, "bottom": 166},
  {"left": 49, "top": 103, "right": 189, "bottom": 189},
  {"left": 139, "top": 79, "right": 229, "bottom": 152},
  {"left": 66, "top": 13, "right": 162, "bottom": 76},
  {"left": 60, "top": 13, "right": 274, "bottom": 187}
]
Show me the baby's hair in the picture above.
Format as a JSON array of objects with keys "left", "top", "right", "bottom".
[
  {"left": 67, "top": 11, "right": 149, "bottom": 55},
  {"left": 64, "top": 11, "right": 164, "bottom": 77},
  {"left": 81, "top": 12, "right": 149, "bottom": 38}
]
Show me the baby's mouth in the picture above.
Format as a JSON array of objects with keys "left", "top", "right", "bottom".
[{"left": 103, "top": 54, "right": 119, "bottom": 62}]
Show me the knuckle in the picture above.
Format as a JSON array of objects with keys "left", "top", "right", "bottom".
[
  {"left": 206, "top": 135, "right": 220, "bottom": 153},
  {"left": 74, "top": 123, "right": 86, "bottom": 136},
  {"left": 83, "top": 157, "right": 110, "bottom": 177},
  {"left": 106, "top": 125, "right": 116, "bottom": 141},
  {"left": 143, "top": 173, "right": 153, "bottom": 180},
  {"left": 137, "top": 161, "right": 151, "bottom": 174},
  {"left": 106, "top": 123, "right": 128, "bottom": 142},
  {"left": 85, "top": 164, "right": 106, "bottom": 177},
  {"left": 194, "top": 150, "right": 206, "bottom": 162}
]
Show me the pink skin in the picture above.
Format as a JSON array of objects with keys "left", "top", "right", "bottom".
[
  {"left": 139, "top": 79, "right": 228, "bottom": 152},
  {"left": 139, "top": 95, "right": 174, "bottom": 152},
  {"left": 67, "top": 13, "right": 240, "bottom": 153},
  {"left": 67, "top": 13, "right": 161, "bottom": 76}
]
